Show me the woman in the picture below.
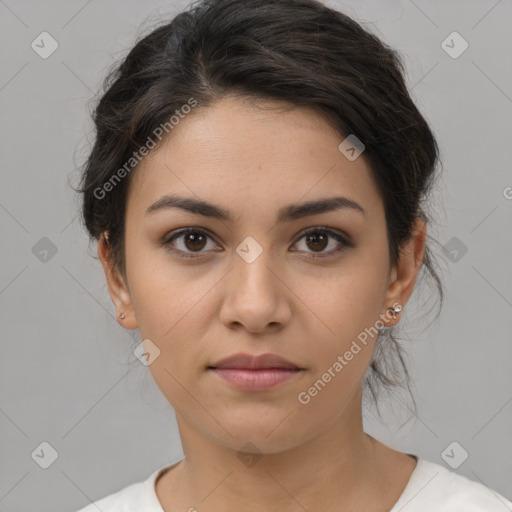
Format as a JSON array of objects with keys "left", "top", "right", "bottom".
[{"left": 75, "top": 0, "right": 512, "bottom": 510}]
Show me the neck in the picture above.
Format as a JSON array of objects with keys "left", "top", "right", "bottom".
[{"left": 156, "top": 388, "right": 408, "bottom": 511}]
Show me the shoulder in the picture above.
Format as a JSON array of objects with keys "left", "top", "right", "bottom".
[
  {"left": 73, "top": 466, "right": 167, "bottom": 512},
  {"left": 392, "top": 457, "right": 512, "bottom": 512},
  {"left": 73, "top": 481, "right": 140, "bottom": 512},
  {"left": 73, "top": 478, "right": 148, "bottom": 512}
]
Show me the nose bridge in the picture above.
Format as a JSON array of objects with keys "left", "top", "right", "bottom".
[
  {"left": 218, "top": 233, "right": 292, "bottom": 331},
  {"left": 233, "top": 234, "right": 279, "bottom": 295}
]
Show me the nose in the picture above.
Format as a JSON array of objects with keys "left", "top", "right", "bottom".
[{"left": 218, "top": 245, "right": 293, "bottom": 334}]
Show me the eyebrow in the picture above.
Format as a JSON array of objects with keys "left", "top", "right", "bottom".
[{"left": 145, "top": 194, "right": 366, "bottom": 222}]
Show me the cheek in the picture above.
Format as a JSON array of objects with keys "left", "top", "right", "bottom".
[
  {"left": 291, "top": 272, "right": 383, "bottom": 420},
  {"left": 125, "top": 251, "right": 224, "bottom": 405},
  {"left": 128, "top": 259, "right": 214, "bottom": 406},
  {"left": 289, "top": 263, "right": 388, "bottom": 404},
  {"left": 126, "top": 243, "right": 209, "bottom": 339},
  {"left": 293, "top": 258, "right": 387, "bottom": 344}
]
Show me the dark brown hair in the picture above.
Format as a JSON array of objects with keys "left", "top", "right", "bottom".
[{"left": 76, "top": 0, "right": 444, "bottom": 418}]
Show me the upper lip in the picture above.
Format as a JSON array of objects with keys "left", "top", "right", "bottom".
[{"left": 208, "top": 352, "right": 303, "bottom": 370}]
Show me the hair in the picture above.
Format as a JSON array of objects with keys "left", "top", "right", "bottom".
[{"left": 75, "top": 0, "right": 445, "bottom": 420}]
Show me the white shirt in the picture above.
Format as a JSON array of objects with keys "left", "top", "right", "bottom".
[{"left": 74, "top": 456, "right": 512, "bottom": 511}]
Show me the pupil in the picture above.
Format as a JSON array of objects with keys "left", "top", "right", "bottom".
[
  {"left": 307, "top": 232, "right": 327, "bottom": 251},
  {"left": 186, "top": 232, "right": 206, "bottom": 251}
]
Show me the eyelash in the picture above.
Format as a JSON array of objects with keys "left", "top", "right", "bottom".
[{"left": 161, "top": 226, "right": 353, "bottom": 260}]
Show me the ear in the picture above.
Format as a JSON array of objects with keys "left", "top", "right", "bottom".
[
  {"left": 98, "top": 233, "right": 138, "bottom": 330},
  {"left": 381, "top": 217, "right": 426, "bottom": 327}
]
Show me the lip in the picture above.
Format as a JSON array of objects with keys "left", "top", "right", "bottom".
[
  {"left": 208, "top": 368, "right": 303, "bottom": 391},
  {"left": 208, "top": 352, "right": 303, "bottom": 370},
  {"left": 207, "top": 352, "right": 304, "bottom": 392}
]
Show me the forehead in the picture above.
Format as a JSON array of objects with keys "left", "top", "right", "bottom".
[{"left": 127, "top": 96, "right": 382, "bottom": 223}]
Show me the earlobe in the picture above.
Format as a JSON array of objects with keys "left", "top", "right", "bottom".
[
  {"left": 381, "top": 218, "right": 427, "bottom": 328},
  {"left": 97, "top": 232, "right": 138, "bottom": 330}
]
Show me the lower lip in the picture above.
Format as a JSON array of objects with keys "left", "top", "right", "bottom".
[{"left": 208, "top": 368, "right": 302, "bottom": 391}]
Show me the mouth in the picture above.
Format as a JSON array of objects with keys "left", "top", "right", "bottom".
[
  {"left": 208, "top": 352, "right": 303, "bottom": 371},
  {"left": 206, "top": 352, "right": 305, "bottom": 391},
  {"left": 207, "top": 367, "right": 303, "bottom": 391}
]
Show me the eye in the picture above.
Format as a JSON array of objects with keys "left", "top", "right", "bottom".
[
  {"left": 162, "top": 226, "right": 353, "bottom": 260},
  {"left": 292, "top": 227, "right": 353, "bottom": 259},
  {"left": 162, "top": 228, "right": 220, "bottom": 259}
]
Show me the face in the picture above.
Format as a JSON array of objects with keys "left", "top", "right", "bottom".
[{"left": 100, "top": 95, "right": 425, "bottom": 454}]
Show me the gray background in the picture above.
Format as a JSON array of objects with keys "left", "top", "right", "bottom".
[{"left": 1, "top": 0, "right": 511, "bottom": 510}]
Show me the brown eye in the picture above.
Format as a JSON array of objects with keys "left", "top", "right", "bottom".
[
  {"left": 305, "top": 232, "right": 328, "bottom": 252},
  {"left": 163, "top": 228, "right": 218, "bottom": 258},
  {"left": 293, "top": 227, "right": 353, "bottom": 259},
  {"left": 183, "top": 231, "right": 207, "bottom": 251}
]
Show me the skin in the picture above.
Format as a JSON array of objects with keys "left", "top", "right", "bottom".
[{"left": 98, "top": 95, "right": 426, "bottom": 512}]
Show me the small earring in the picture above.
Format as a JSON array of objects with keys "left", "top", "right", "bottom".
[
  {"left": 388, "top": 303, "right": 402, "bottom": 320},
  {"left": 119, "top": 312, "right": 126, "bottom": 319}
]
